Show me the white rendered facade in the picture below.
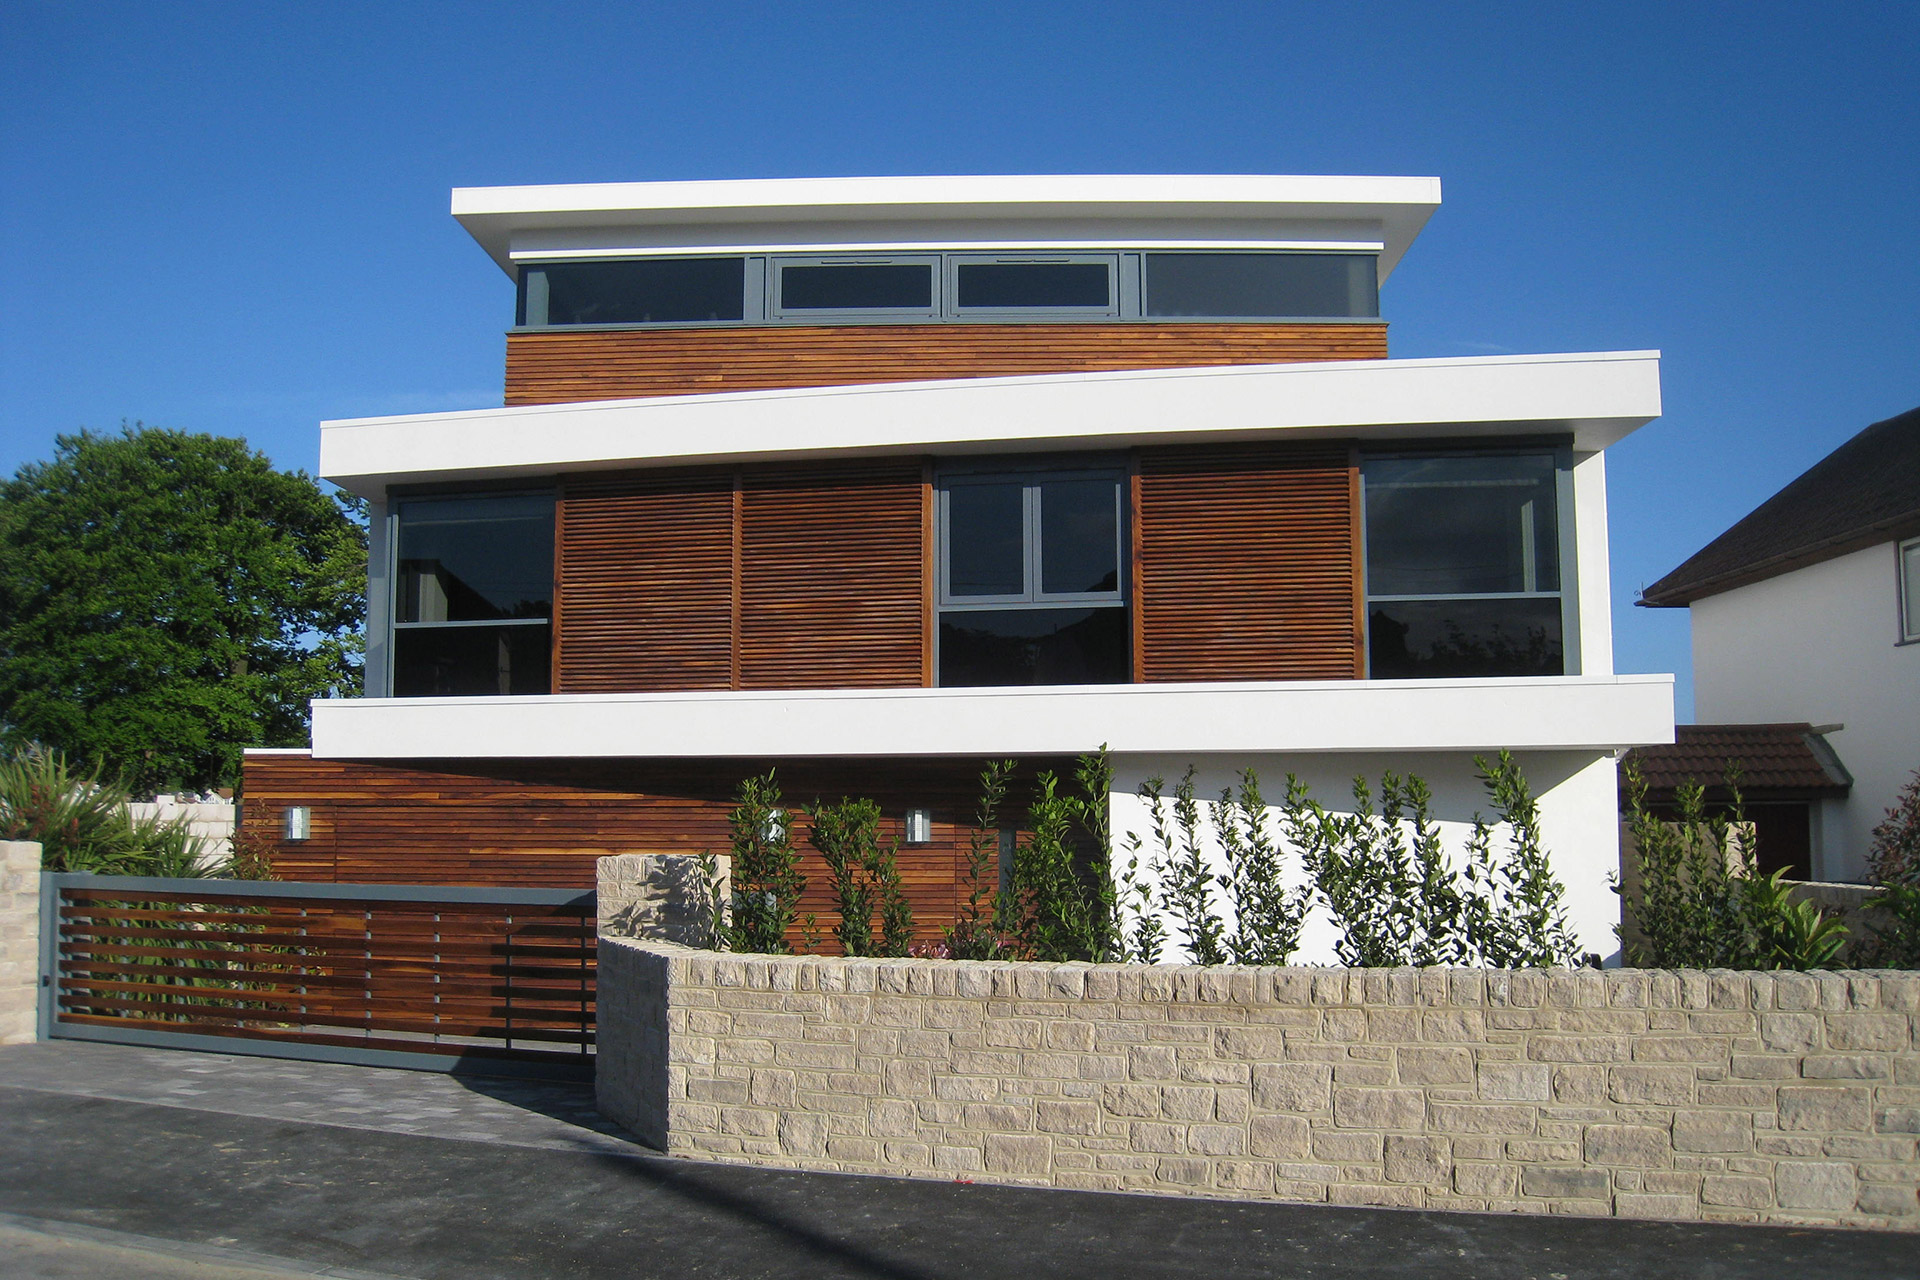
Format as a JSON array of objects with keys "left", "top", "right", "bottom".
[{"left": 1692, "top": 543, "right": 1920, "bottom": 881}]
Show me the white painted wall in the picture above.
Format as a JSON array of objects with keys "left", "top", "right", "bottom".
[
  {"left": 1109, "top": 750, "right": 1623, "bottom": 966},
  {"left": 1691, "top": 542, "right": 1920, "bottom": 880}
]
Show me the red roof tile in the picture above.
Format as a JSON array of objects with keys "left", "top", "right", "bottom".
[{"left": 1622, "top": 723, "right": 1852, "bottom": 799}]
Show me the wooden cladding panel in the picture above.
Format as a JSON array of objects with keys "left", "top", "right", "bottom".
[
  {"left": 739, "top": 461, "right": 927, "bottom": 689},
  {"left": 241, "top": 752, "right": 1074, "bottom": 947},
  {"left": 1136, "top": 442, "right": 1360, "bottom": 682},
  {"left": 505, "top": 322, "right": 1389, "bottom": 404},
  {"left": 555, "top": 470, "right": 735, "bottom": 692}
]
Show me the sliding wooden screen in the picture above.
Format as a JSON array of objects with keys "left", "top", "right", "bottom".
[
  {"left": 739, "top": 461, "right": 927, "bottom": 689},
  {"left": 1134, "top": 442, "right": 1361, "bottom": 682},
  {"left": 506, "top": 322, "right": 1389, "bottom": 404},
  {"left": 554, "top": 469, "right": 736, "bottom": 692}
]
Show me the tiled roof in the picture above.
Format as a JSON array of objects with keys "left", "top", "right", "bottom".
[
  {"left": 1621, "top": 723, "right": 1852, "bottom": 800},
  {"left": 1640, "top": 406, "right": 1920, "bottom": 606}
]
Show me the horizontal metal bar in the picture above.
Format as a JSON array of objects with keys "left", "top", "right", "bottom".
[
  {"left": 48, "top": 873, "right": 593, "bottom": 909},
  {"left": 48, "top": 1020, "right": 593, "bottom": 1082}
]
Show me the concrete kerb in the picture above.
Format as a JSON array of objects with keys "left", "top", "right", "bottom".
[{"left": 587, "top": 854, "right": 1919, "bottom": 1233}]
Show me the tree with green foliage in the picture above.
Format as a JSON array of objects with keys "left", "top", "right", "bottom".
[
  {"left": 721, "top": 772, "right": 806, "bottom": 954},
  {"left": 808, "top": 795, "right": 915, "bottom": 957},
  {"left": 0, "top": 426, "right": 366, "bottom": 794}
]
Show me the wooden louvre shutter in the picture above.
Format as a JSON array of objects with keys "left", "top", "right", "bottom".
[
  {"left": 739, "top": 460, "right": 927, "bottom": 689},
  {"left": 1135, "top": 442, "right": 1360, "bottom": 682},
  {"left": 554, "top": 469, "right": 736, "bottom": 692}
]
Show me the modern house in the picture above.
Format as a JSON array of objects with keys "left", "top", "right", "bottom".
[
  {"left": 1638, "top": 406, "right": 1920, "bottom": 882},
  {"left": 241, "top": 175, "right": 1674, "bottom": 960}
]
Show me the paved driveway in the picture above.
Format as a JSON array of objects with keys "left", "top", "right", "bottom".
[{"left": 0, "top": 1042, "right": 1910, "bottom": 1280}]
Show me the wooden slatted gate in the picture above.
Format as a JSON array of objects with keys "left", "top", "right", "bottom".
[{"left": 38, "top": 874, "right": 596, "bottom": 1080}]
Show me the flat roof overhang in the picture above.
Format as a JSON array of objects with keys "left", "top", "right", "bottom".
[
  {"left": 320, "top": 350, "right": 1662, "bottom": 499},
  {"left": 451, "top": 174, "right": 1442, "bottom": 279},
  {"left": 307, "top": 675, "right": 1674, "bottom": 762}
]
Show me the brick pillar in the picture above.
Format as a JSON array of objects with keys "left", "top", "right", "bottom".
[
  {"left": 0, "top": 841, "right": 44, "bottom": 1046},
  {"left": 597, "top": 853, "right": 729, "bottom": 946}
]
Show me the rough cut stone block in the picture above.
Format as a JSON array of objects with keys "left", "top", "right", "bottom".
[
  {"left": 1398, "top": 1047, "right": 1474, "bottom": 1085},
  {"left": 1477, "top": 1062, "right": 1552, "bottom": 1102},
  {"left": 1700, "top": 1174, "right": 1772, "bottom": 1208},
  {"left": 1161, "top": 1086, "right": 1214, "bottom": 1121},
  {"left": 1583, "top": 1124, "right": 1670, "bottom": 1168},
  {"left": 1608, "top": 1066, "right": 1695, "bottom": 1106},
  {"left": 1826, "top": 1014, "right": 1909, "bottom": 1052},
  {"left": 1333, "top": 1088, "right": 1424, "bottom": 1131},
  {"left": 1383, "top": 1135, "right": 1451, "bottom": 1184},
  {"left": 1774, "top": 1162, "right": 1856, "bottom": 1212},
  {"left": 1327, "top": 1183, "right": 1425, "bottom": 1208},
  {"left": 1778, "top": 1087, "right": 1871, "bottom": 1133},
  {"left": 1453, "top": 1162, "right": 1514, "bottom": 1197},
  {"left": 1800, "top": 1055, "right": 1889, "bottom": 1080},
  {"left": 1672, "top": 1110, "right": 1751, "bottom": 1154},
  {"left": 1252, "top": 1062, "right": 1333, "bottom": 1113},
  {"left": 1520, "top": 1166, "right": 1609, "bottom": 1200},
  {"left": 1190, "top": 1124, "right": 1247, "bottom": 1157},
  {"left": 1036, "top": 1100, "right": 1101, "bottom": 1135},
  {"left": 1155, "top": 1156, "right": 1210, "bottom": 1186},
  {"left": 1615, "top": 1193, "right": 1697, "bottom": 1221},
  {"left": 1857, "top": 1183, "right": 1920, "bottom": 1217},
  {"left": 1430, "top": 1104, "right": 1536, "bottom": 1135},
  {"left": 1312, "top": 1131, "right": 1382, "bottom": 1162},
  {"left": 1101, "top": 1083, "right": 1161, "bottom": 1118},
  {"left": 1249, "top": 1114, "right": 1312, "bottom": 1160},
  {"left": 985, "top": 1133, "right": 1052, "bottom": 1175}
]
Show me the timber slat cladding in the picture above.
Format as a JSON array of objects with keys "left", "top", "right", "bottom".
[
  {"left": 1136, "top": 442, "right": 1361, "bottom": 681},
  {"left": 556, "top": 469, "right": 736, "bottom": 692},
  {"left": 240, "top": 753, "right": 1076, "bottom": 947},
  {"left": 739, "top": 461, "right": 926, "bottom": 689},
  {"left": 504, "top": 322, "right": 1389, "bottom": 403}
]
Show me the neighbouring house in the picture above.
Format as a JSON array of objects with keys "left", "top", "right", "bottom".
[
  {"left": 1638, "top": 406, "right": 1920, "bottom": 883},
  {"left": 241, "top": 175, "right": 1674, "bottom": 960}
]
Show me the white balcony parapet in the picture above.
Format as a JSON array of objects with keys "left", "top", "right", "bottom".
[
  {"left": 320, "top": 350, "right": 1662, "bottom": 498},
  {"left": 310, "top": 674, "right": 1674, "bottom": 762}
]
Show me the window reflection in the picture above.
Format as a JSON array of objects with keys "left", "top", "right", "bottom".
[{"left": 392, "top": 493, "right": 554, "bottom": 697}]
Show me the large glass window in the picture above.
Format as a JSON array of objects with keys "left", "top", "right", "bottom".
[
  {"left": 519, "top": 258, "right": 745, "bottom": 326},
  {"left": 775, "top": 259, "right": 937, "bottom": 316},
  {"left": 514, "top": 250, "right": 1381, "bottom": 328},
  {"left": 938, "top": 469, "right": 1126, "bottom": 686},
  {"left": 952, "top": 257, "right": 1115, "bottom": 313},
  {"left": 391, "top": 493, "right": 554, "bottom": 696},
  {"left": 1143, "top": 252, "right": 1379, "bottom": 318},
  {"left": 1362, "top": 453, "right": 1565, "bottom": 679}
]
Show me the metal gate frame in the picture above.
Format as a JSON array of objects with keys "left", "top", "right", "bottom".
[{"left": 38, "top": 873, "right": 597, "bottom": 1081}]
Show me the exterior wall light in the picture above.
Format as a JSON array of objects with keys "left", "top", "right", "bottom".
[
  {"left": 283, "top": 806, "right": 312, "bottom": 841},
  {"left": 904, "top": 808, "right": 934, "bottom": 844}
]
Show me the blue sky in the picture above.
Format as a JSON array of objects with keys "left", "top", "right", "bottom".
[{"left": 4, "top": 1, "right": 1916, "bottom": 717}]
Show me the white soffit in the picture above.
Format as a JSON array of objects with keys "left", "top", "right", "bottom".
[
  {"left": 310, "top": 675, "right": 1675, "bottom": 762},
  {"left": 451, "top": 174, "right": 1442, "bottom": 278},
  {"left": 319, "top": 351, "right": 1663, "bottom": 497}
]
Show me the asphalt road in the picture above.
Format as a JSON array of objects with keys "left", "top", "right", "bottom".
[{"left": 0, "top": 1047, "right": 1913, "bottom": 1280}]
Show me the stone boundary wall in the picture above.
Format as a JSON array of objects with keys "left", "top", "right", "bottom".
[
  {"left": 0, "top": 842, "right": 43, "bottom": 1046},
  {"left": 596, "top": 941, "right": 1920, "bottom": 1230}
]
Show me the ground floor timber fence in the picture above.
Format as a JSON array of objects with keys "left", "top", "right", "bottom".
[{"left": 596, "top": 934, "right": 1920, "bottom": 1231}]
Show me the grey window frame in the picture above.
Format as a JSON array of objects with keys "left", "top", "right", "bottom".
[
  {"left": 1900, "top": 536, "right": 1920, "bottom": 645},
  {"left": 946, "top": 253, "right": 1120, "bottom": 318},
  {"left": 1358, "top": 444, "right": 1580, "bottom": 678},
  {"left": 935, "top": 467, "right": 1128, "bottom": 611},
  {"left": 384, "top": 488, "right": 556, "bottom": 698},
  {"left": 771, "top": 255, "right": 942, "bottom": 320},
  {"left": 512, "top": 249, "right": 1382, "bottom": 330}
]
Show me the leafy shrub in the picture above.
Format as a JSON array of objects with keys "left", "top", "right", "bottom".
[
  {"left": 808, "top": 796, "right": 914, "bottom": 957},
  {"left": 1120, "top": 754, "right": 1587, "bottom": 968},
  {"left": 998, "top": 749, "right": 1121, "bottom": 963},
  {"left": 0, "top": 747, "right": 221, "bottom": 876},
  {"left": 1618, "top": 763, "right": 1847, "bottom": 970},
  {"left": 946, "top": 760, "right": 1016, "bottom": 961},
  {"left": 1867, "top": 767, "right": 1920, "bottom": 887},
  {"left": 720, "top": 772, "right": 806, "bottom": 954},
  {"left": 1856, "top": 883, "right": 1920, "bottom": 968}
]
